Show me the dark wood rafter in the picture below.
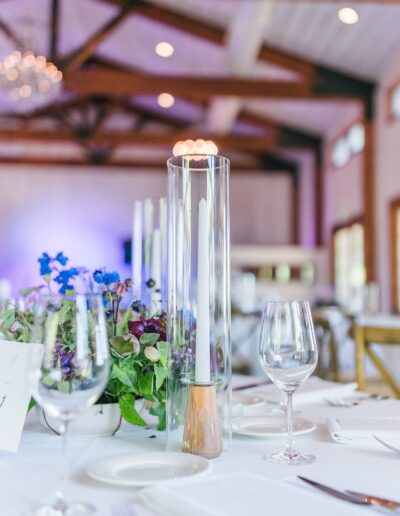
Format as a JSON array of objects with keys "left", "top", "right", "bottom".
[
  {"left": 0, "top": 17, "right": 25, "bottom": 49},
  {"left": 390, "top": 198, "right": 400, "bottom": 313},
  {"left": 60, "top": 0, "right": 136, "bottom": 71},
  {"left": 364, "top": 120, "right": 376, "bottom": 282},
  {"left": 49, "top": 0, "right": 60, "bottom": 62},
  {"left": 64, "top": 69, "right": 312, "bottom": 98},
  {"left": 0, "top": 127, "right": 277, "bottom": 152},
  {"left": 0, "top": 155, "right": 281, "bottom": 172}
]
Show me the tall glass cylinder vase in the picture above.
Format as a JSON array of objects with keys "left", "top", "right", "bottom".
[
  {"left": 166, "top": 154, "right": 231, "bottom": 458},
  {"left": 131, "top": 197, "right": 167, "bottom": 316}
]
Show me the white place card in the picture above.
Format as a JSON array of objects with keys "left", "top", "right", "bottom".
[{"left": 0, "top": 339, "right": 42, "bottom": 453}]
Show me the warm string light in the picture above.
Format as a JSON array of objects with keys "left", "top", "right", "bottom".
[
  {"left": 338, "top": 7, "right": 359, "bottom": 24},
  {"left": 173, "top": 139, "right": 219, "bottom": 160},
  {"left": 155, "top": 41, "right": 174, "bottom": 58},
  {"left": 157, "top": 92, "right": 175, "bottom": 108},
  {"left": 0, "top": 50, "right": 62, "bottom": 112}
]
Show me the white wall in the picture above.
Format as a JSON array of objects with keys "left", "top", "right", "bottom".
[{"left": 0, "top": 165, "right": 294, "bottom": 293}]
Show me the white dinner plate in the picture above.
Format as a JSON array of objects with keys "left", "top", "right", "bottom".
[
  {"left": 232, "top": 415, "right": 316, "bottom": 438},
  {"left": 87, "top": 452, "right": 212, "bottom": 487}
]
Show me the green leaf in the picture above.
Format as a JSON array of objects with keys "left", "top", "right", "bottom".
[
  {"left": 110, "top": 336, "right": 134, "bottom": 357},
  {"left": 149, "top": 400, "right": 166, "bottom": 431},
  {"left": 28, "top": 398, "right": 36, "bottom": 412},
  {"left": 19, "top": 285, "right": 44, "bottom": 297},
  {"left": 139, "top": 333, "right": 159, "bottom": 347},
  {"left": 156, "top": 341, "right": 168, "bottom": 368},
  {"left": 110, "top": 363, "right": 137, "bottom": 388},
  {"left": 1, "top": 311, "right": 15, "bottom": 331},
  {"left": 154, "top": 363, "right": 166, "bottom": 390},
  {"left": 41, "top": 374, "right": 55, "bottom": 387},
  {"left": 57, "top": 381, "right": 70, "bottom": 393},
  {"left": 138, "top": 371, "right": 154, "bottom": 395},
  {"left": 119, "top": 394, "right": 147, "bottom": 427}
]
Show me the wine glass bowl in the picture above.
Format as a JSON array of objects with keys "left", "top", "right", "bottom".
[
  {"left": 259, "top": 301, "right": 318, "bottom": 465},
  {"left": 28, "top": 293, "right": 110, "bottom": 515}
]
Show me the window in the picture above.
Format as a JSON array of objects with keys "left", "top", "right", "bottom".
[
  {"left": 331, "top": 123, "right": 365, "bottom": 167},
  {"left": 333, "top": 220, "right": 366, "bottom": 310},
  {"left": 390, "top": 199, "right": 400, "bottom": 312},
  {"left": 389, "top": 83, "right": 400, "bottom": 119}
]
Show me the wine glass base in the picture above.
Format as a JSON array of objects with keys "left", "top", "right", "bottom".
[
  {"left": 28, "top": 501, "right": 96, "bottom": 515},
  {"left": 264, "top": 451, "right": 316, "bottom": 466}
]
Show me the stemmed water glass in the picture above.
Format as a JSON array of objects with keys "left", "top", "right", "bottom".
[
  {"left": 28, "top": 293, "right": 110, "bottom": 515},
  {"left": 259, "top": 300, "right": 318, "bottom": 465}
]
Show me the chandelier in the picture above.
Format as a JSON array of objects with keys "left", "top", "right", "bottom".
[
  {"left": 0, "top": 50, "right": 62, "bottom": 113},
  {"left": 173, "top": 139, "right": 219, "bottom": 160}
]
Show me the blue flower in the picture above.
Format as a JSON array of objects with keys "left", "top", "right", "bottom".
[
  {"left": 59, "top": 283, "right": 74, "bottom": 294},
  {"left": 38, "top": 253, "right": 52, "bottom": 276},
  {"left": 93, "top": 270, "right": 120, "bottom": 285},
  {"left": 39, "top": 262, "right": 52, "bottom": 275},
  {"left": 93, "top": 270, "right": 106, "bottom": 284},
  {"left": 54, "top": 268, "right": 78, "bottom": 285},
  {"left": 104, "top": 271, "right": 120, "bottom": 285},
  {"left": 55, "top": 252, "right": 68, "bottom": 266}
]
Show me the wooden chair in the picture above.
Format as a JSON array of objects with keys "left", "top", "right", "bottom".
[
  {"left": 354, "top": 324, "right": 400, "bottom": 397},
  {"left": 313, "top": 316, "right": 340, "bottom": 381}
]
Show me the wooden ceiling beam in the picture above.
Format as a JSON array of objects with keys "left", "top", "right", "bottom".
[
  {"left": 0, "top": 155, "right": 291, "bottom": 175},
  {"left": 49, "top": 0, "right": 60, "bottom": 62},
  {"left": 0, "top": 127, "right": 277, "bottom": 152},
  {"left": 64, "top": 68, "right": 312, "bottom": 98},
  {"left": 0, "top": 17, "right": 25, "bottom": 49},
  {"left": 60, "top": 0, "right": 136, "bottom": 71}
]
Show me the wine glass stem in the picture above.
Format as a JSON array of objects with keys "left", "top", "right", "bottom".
[
  {"left": 285, "top": 391, "right": 295, "bottom": 456},
  {"left": 55, "top": 420, "right": 70, "bottom": 509}
]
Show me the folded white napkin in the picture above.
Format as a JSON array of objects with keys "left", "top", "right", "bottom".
[
  {"left": 133, "top": 472, "right": 366, "bottom": 516},
  {"left": 328, "top": 417, "right": 400, "bottom": 444},
  {"left": 250, "top": 377, "right": 358, "bottom": 407}
]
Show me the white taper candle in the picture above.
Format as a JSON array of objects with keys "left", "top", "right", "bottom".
[
  {"left": 151, "top": 228, "right": 162, "bottom": 313},
  {"left": 132, "top": 200, "right": 142, "bottom": 299},
  {"left": 195, "top": 198, "right": 211, "bottom": 384}
]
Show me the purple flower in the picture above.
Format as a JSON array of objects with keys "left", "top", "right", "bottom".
[{"left": 128, "top": 316, "right": 166, "bottom": 341}]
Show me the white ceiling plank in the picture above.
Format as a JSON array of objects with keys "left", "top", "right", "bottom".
[{"left": 206, "top": 1, "right": 274, "bottom": 134}]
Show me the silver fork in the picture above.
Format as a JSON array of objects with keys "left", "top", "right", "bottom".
[
  {"left": 325, "top": 394, "right": 390, "bottom": 407},
  {"left": 111, "top": 504, "right": 138, "bottom": 516}
]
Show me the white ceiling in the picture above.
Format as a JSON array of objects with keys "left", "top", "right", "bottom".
[{"left": 149, "top": 0, "right": 400, "bottom": 81}]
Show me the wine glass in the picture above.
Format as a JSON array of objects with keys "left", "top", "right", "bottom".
[
  {"left": 28, "top": 293, "right": 110, "bottom": 515},
  {"left": 259, "top": 300, "right": 318, "bottom": 465}
]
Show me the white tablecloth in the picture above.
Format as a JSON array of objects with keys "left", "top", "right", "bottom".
[{"left": 3, "top": 392, "right": 400, "bottom": 515}]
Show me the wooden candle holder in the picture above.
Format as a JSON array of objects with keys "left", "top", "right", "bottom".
[{"left": 182, "top": 383, "right": 222, "bottom": 459}]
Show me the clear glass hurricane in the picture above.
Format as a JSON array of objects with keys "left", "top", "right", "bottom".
[
  {"left": 28, "top": 293, "right": 110, "bottom": 515},
  {"left": 259, "top": 300, "right": 318, "bottom": 465}
]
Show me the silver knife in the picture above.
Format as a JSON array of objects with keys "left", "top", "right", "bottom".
[
  {"left": 298, "top": 476, "right": 371, "bottom": 506},
  {"left": 345, "top": 490, "right": 400, "bottom": 510}
]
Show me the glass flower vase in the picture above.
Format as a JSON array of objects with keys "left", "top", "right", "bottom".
[{"left": 166, "top": 154, "right": 231, "bottom": 458}]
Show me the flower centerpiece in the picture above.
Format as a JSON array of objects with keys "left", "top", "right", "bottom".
[{"left": 0, "top": 252, "right": 167, "bottom": 430}]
